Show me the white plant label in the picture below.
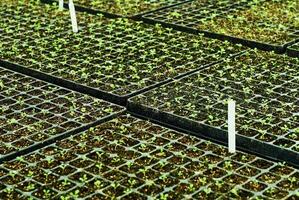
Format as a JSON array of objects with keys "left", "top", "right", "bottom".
[
  {"left": 69, "top": 0, "right": 78, "bottom": 33},
  {"left": 59, "top": 0, "right": 64, "bottom": 10},
  {"left": 228, "top": 100, "right": 236, "bottom": 153}
]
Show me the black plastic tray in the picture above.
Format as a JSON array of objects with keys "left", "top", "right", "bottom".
[
  {"left": 0, "top": 12, "right": 246, "bottom": 106},
  {"left": 128, "top": 51, "right": 299, "bottom": 168},
  {"left": 0, "top": 66, "right": 125, "bottom": 164},
  {"left": 141, "top": 0, "right": 299, "bottom": 53},
  {"left": 1, "top": 115, "right": 298, "bottom": 199},
  {"left": 0, "top": 47, "right": 244, "bottom": 106},
  {"left": 0, "top": 59, "right": 172, "bottom": 106},
  {"left": 41, "top": 0, "right": 192, "bottom": 19},
  {"left": 41, "top": 0, "right": 122, "bottom": 18}
]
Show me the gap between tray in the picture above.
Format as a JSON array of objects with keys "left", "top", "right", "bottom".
[
  {"left": 0, "top": 48, "right": 245, "bottom": 107},
  {"left": 0, "top": 59, "right": 174, "bottom": 106},
  {"left": 139, "top": 17, "right": 298, "bottom": 54},
  {"left": 0, "top": 109, "right": 126, "bottom": 164},
  {"left": 127, "top": 101, "right": 299, "bottom": 169}
]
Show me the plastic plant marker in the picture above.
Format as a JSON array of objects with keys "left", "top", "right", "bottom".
[
  {"left": 59, "top": 0, "right": 63, "bottom": 10},
  {"left": 228, "top": 99, "right": 236, "bottom": 153},
  {"left": 69, "top": 0, "right": 78, "bottom": 33}
]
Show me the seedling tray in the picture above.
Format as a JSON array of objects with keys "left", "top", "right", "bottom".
[
  {"left": 0, "top": 66, "right": 125, "bottom": 163},
  {"left": 0, "top": 0, "right": 85, "bottom": 38},
  {"left": 0, "top": 5, "right": 245, "bottom": 106},
  {"left": 40, "top": 0, "right": 191, "bottom": 18},
  {"left": 0, "top": 115, "right": 298, "bottom": 199},
  {"left": 287, "top": 41, "right": 299, "bottom": 58},
  {"left": 128, "top": 50, "right": 299, "bottom": 168},
  {"left": 142, "top": 0, "right": 299, "bottom": 53}
]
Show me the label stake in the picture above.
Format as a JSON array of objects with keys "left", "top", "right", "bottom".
[
  {"left": 59, "top": 0, "right": 64, "bottom": 10},
  {"left": 69, "top": 0, "right": 78, "bottom": 33},
  {"left": 228, "top": 100, "right": 236, "bottom": 153}
]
